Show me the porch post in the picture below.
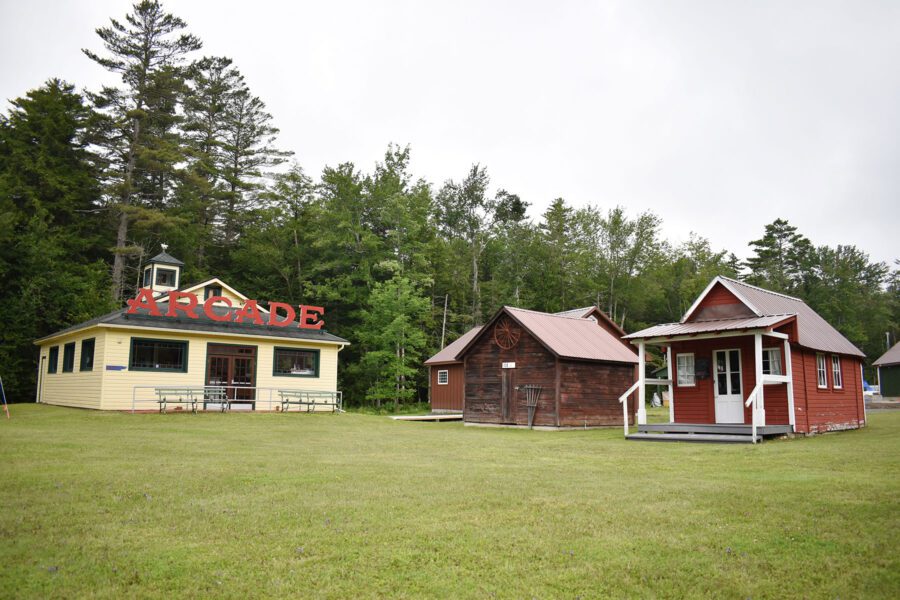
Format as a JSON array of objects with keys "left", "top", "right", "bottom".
[
  {"left": 783, "top": 338, "right": 795, "bottom": 430},
  {"left": 637, "top": 341, "right": 647, "bottom": 425},
  {"left": 666, "top": 345, "right": 674, "bottom": 423},
  {"left": 754, "top": 333, "right": 766, "bottom": 426}
]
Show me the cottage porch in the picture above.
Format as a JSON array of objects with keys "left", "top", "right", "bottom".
[{"left": 619, "top": 326, "right": 797, "bottom": 444}]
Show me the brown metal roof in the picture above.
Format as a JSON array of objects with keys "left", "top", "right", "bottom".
[
  {"left": 624, "top": 315, "right": 796, "bottom": 340},
  {"left": 628, "top": 276, "right": 865, "bottom": 358},
  {"left": 424, "top": 326, "right": 482, "bottom": 365},
  {"left": 554, "top": 305, "right": 627, "bottom": 337},
  {"left": 496, "top": 307, "right": 638, "bottom": 364},
  {"left": 716, "top": 277, "right": 864, "bottom": 357},
  {"left": 874, "top": 342, "right": 900, "bottom": 367}
]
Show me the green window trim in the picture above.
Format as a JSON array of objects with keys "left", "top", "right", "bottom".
[
  {"left": 80, "top": 338, "right": 96, "bottom": 372},
  {"left": 129, "top": 338, "right": 189, "bottom": 373},
  {"left": 47, "top": 346, "right": 59, "bottom": 374},
  {"left": 62, "top": 342, "right": 76, "bottom": 373},
  {"left": 273, "top": 347, "right": 320, "bottom": 378},
  {"left": 155, "top": 268, "right": 177, "bottom": 287}
]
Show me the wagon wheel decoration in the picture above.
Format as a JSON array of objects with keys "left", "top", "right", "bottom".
[{"left": 493, "top": 317, "right": 521, "bottom": 350}]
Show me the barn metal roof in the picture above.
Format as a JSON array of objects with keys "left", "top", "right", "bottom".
[
  {"left": 466, "top": 307, "right": 638, "bottom": 364},
  {"left": 424, "top": 326, "right": 482, "bottom": 365},
  {"left": 874, "top": 342, "right": 900, "bottom": 367},
  {"left": 627, "top": 275, "right": 865, "bottom": 357},
  {"left": 624, "top": 315, "right": 796, "bottom": 340}
]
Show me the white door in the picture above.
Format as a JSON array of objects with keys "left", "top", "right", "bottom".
[{"left": 714, "top": 349, "right": 744, "bottom": 423}]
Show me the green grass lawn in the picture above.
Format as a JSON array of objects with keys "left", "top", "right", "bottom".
[{"left": 1, "top": 406, "right": 898, "bottom": 599}]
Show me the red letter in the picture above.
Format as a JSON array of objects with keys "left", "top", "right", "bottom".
[
  {"left": 299, "top": 305, "right": 325, "bottom": 330},
  {"left": 268, "top": 301, "right": 296, "bottom": 327},
  {"left": 166, "top": 291, "right": 199, "bottom": 319},
  {"left": 235, "top": 299, "right": 265, "bottom": 325},
  {"left": 126, "top": 288, "right": 161, "bottom": 316},
  {"left": 203, "top": 296, "right": 233, "bottom": 322}
]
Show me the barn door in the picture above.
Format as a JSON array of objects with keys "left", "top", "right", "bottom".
[{"left": 501, "top": 369, "right": 516, "bottom": 423}]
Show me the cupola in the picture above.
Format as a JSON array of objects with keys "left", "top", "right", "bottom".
[{"left": 141, "top": 244, "right": 183, "bottom": 297}]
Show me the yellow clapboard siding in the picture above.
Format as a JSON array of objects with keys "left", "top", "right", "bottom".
[
  {"left": 101, "top": 328, "right": 341, "bottom": 411},
  {"left": 38, "top": 333, "right": 105, "bottom": 409}
]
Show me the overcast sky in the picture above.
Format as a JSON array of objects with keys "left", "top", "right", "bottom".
[{"left": 2, "top": 0, "right": 898, "bottom": 264}]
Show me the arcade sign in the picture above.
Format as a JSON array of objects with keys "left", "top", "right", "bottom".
[{"left": 126, "top": 288, "right": 325, "bottom": 330}]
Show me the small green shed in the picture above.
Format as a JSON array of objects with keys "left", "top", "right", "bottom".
[{"left": 874, "top": 342, "right": 900, "bottom": 398}]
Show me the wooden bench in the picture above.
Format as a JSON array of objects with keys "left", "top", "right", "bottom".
[
  {"left": 278, "top": 390, "right": 340, "bottom": 413},
  {"left": 155, "top": 388, "right": 199, "bottom": 414}
]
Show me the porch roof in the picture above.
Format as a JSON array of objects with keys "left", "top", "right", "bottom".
[{"left": 623, "top": 314, "right": 795, "bottom": 342}]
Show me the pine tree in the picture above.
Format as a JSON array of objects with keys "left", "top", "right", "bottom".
[
  {"left": 745, "top": 218, "right": 812, "bottom": 294},
  {"left": 83, "top": 0, "right": 201, "bottom": 300}
]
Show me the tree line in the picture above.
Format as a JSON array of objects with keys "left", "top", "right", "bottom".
[{"left": 1, "top": 1, "right": 897, "bottom": 405}]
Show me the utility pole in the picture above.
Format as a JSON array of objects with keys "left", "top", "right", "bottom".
[{"left": 440, "top": 294, "right": 449, "bottom": 348}]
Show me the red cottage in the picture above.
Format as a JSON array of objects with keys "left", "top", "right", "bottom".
[
  {"left": 622, "top": 276, "right": 866, "bottom": 443},
  {"left": 425, "top": 326, "right": 482, "bottom": 413},
  {"left": 455, "top": 306, "right": 639, "bottom": 428}
]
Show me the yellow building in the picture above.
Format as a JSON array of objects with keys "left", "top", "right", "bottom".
[{"left": 34, "top": 250, "right": 349, "bottom": 411}]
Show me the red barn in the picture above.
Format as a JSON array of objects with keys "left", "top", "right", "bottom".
[
  {"left": 623, "top": 276, "right": 866, "bottom": 443},
  {"left": 425, "top": 326, "right": 482, "bottom": 413},
  {"left": 454, "top": 306, "right": 639, "bottom": 428}
]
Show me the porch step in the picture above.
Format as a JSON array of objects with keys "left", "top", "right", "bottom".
[
  {"left": 638, "top": 423, "right": 791, "bottom": 436},
  {"left": 626, "top": 432, "right": 756, "bottom": 444}
]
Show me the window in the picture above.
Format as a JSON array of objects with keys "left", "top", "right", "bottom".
[
  {"left": 676, "top": 353, "right": 695, "bottom": 387},
  {"left": 204, "top": 285, "right": 223, "bottom": 300},
  {"left": 130, "top": 338, "right": 188, "bottom": 372},
  {"left": 831, "top": 355, "right": 843, "bottom": 389},
  {"left": 80, "top": 338, "right": 95, "bottom": 371},
  {"left": 816, "top": 353, "right": 828, "bottom": 388},
  {"left": 155, "top": 268, "right": 177, "bottom": 287},
  {"left": 762, "top": 348, "right": 782, "bottom": 376},
  {"left": 62, "top": 342, "right": 76, "bottom": 373},
  {"left": 47, "top": 346, "right": 59, "bottom": 374},
  {"left": 273, "top": 348, "right": 319, "bottom": 377},
  {"left": 437, "top": 370, "right": 449, "bottom": 385},
  {"left": 143, "top": 267, "right": 152, "bottom": 287}
]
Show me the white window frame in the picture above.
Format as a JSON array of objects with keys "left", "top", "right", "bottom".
[
  {"left": 437, "top": 369, "right": 449, "bottom": 385},
  {"left": 831, "top": 355, "right": 842, "bottom": 389},
  {"left": 676, "top": 353, "right": 695, "bottom": 387},
  {"left": 816, "top": 353, "right": 828, "bottom": 389},
  {"left": 762, "top": 348, "right": 783, "bottom": 376}
]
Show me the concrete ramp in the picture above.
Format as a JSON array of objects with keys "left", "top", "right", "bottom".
[{"left": 389, "top": 414, "right": 463, "bottom": 422}]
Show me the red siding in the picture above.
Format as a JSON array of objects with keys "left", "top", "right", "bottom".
[
  {"left": 689, "top": 283, "right": 756, "bottom": 321},
  {"left": 700, "top": 283, "right": 743, "bottom": 307},
  {"left": 793, "top": 349, "right": 865, "bottom": 433},
  {"left": 670, "top": 336, "right": 789, "bottom": 425},
  {"left": 430, "top": 364, "right": 464, "bottom": 411},
  {"left": 670, "top": 336, "right": 865, "bottom": 433}
]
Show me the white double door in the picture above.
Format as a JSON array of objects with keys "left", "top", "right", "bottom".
[{"left": 714, "top": 349, "right": 744, "bottom": 423}]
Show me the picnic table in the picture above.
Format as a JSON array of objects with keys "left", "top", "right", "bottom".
[
  {"left": 155, "top": 387, "right": 228, "bottom": 413},
  {"left": 279, "top": 390, "right": 340, "bottom": 413}
]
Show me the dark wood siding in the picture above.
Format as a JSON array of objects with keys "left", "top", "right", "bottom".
[
  {"left": 430, "top": 363, "right": 464, "bottom": 412},
  {"left": 463, "top": 320, "right": 636, "bottom": 427},
  {"left": 558, "top": 360, "right": 636, "bottom": 426}
]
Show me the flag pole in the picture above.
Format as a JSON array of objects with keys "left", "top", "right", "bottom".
[{"left": 0, "top": 376, "right": 9, "bottom": 419}]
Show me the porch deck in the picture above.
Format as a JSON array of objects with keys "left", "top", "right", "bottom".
[{"left": 626, "top": 422, "right": 791, "bottom": 444}]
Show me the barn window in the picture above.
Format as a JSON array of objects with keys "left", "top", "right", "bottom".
[
  {"left": 762, "top": 348, "right": 782, "bottom": 376},
  {"left": 831, "top": 355, "right": 843, "bottom": 389},
  {"left": 130, "top": 338, "right": 189, "bottom": 372},
  {"left": 437, "top": 370, "right": 449, "bottom": 385},
  {"left": 62, "top": 342, "right": 76, "bottom": 373},
  {"left": 143, "top": 267, "right": 152, "bottom": 287},
  {"left": 676, "top": 354, "right": 695, "bottom": 387},
  {"left": 80, "top": 338, "right": 95, "bottom": 372},
  {"left": 816, "top": 353, "right": 828, "bottom": 388},
  {"left": 273, "top": 348, "right": 319, "bottom": 377},
  {"left": 47, "top": 346, "right": 59, "bottom": 374}
]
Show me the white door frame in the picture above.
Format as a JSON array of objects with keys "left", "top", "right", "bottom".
[{"left": 713, "top": 348, "right": 745, "bottom": 423}]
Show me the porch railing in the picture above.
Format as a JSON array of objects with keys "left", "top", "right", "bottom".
[
  {"left": 618, "top": 381, "right": 642, "bottom": 436},
  {"left": 744, "top": 383, "right": 763, "bottom": 444},
  {"left": 130, "top": 385, "right": 343, "bottom": 413}
]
